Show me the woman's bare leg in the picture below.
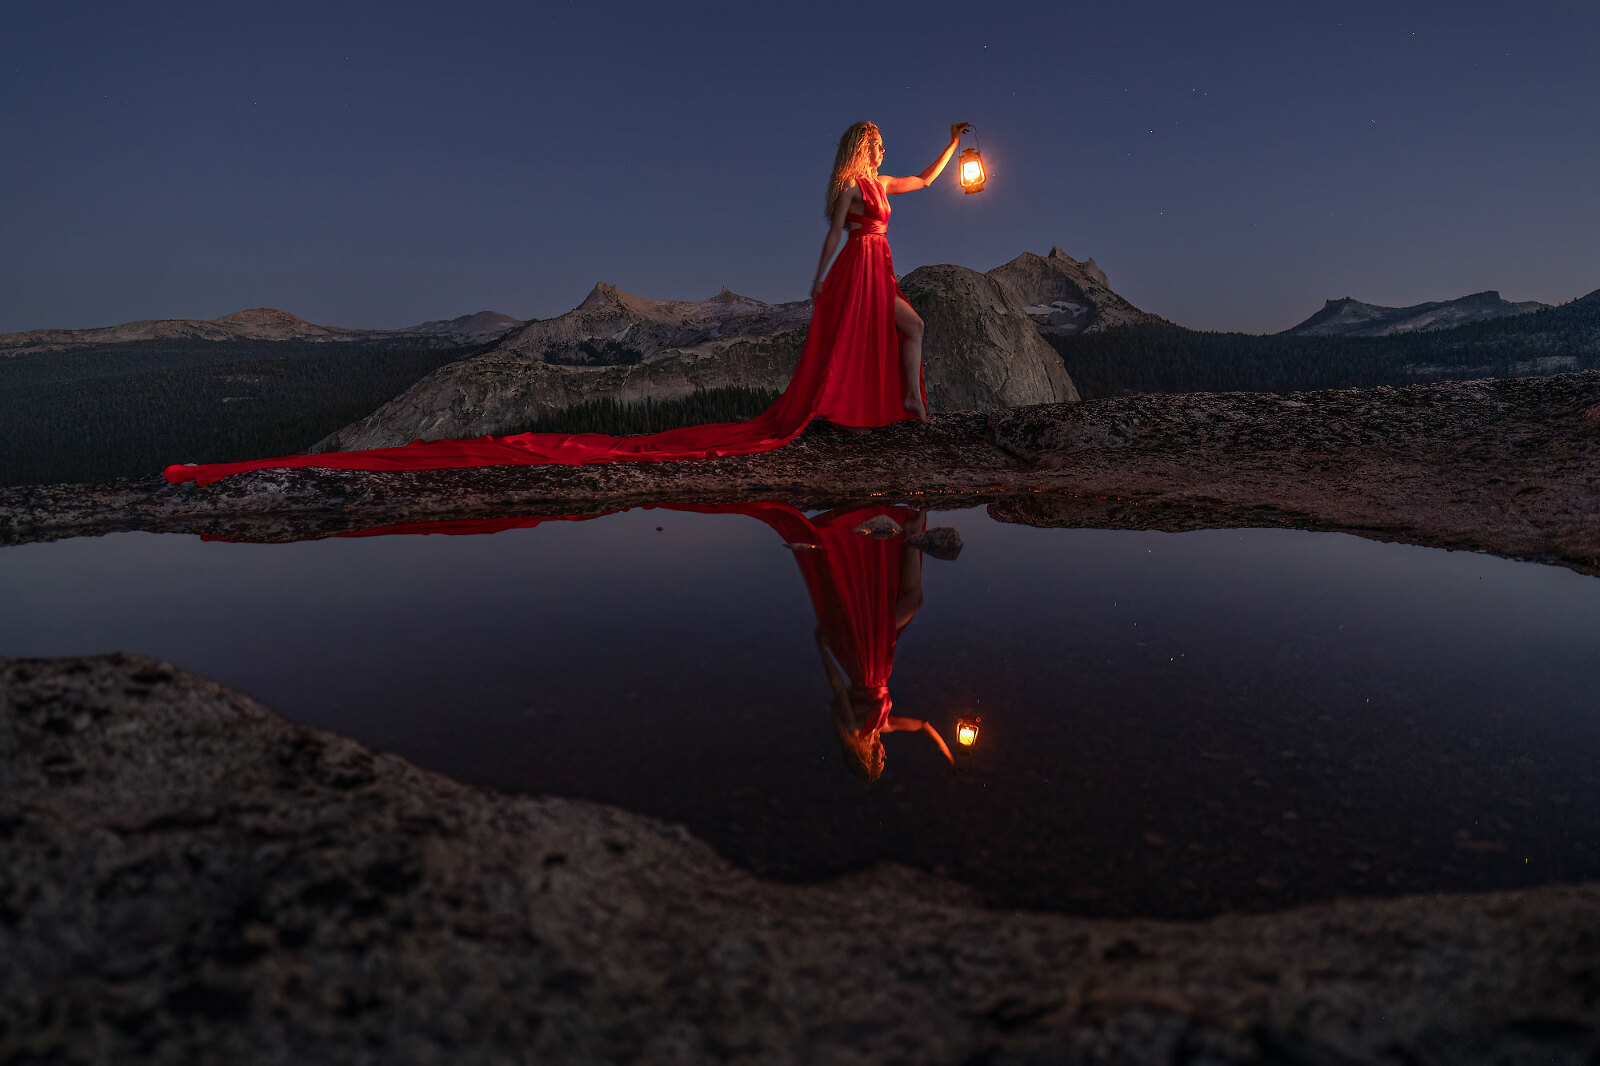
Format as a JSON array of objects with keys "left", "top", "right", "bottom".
[{"left": 894, "top": 296, "right": 930, "bottom": 423}]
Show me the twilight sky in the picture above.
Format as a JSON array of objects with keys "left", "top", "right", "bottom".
[{"left": 4, "top": 0, "right": 1597, "bottom": 335}]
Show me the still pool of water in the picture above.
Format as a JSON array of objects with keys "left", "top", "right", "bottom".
[{"left": 3, "top": 502, "right": 1597, "bottom": 918}]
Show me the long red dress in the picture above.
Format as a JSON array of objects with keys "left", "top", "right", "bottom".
[{"left": 163, "top": 177, "right": 923, "bottom": 486}]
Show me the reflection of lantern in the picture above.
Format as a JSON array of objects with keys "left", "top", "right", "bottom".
[
  {"left": 955, "top": 716, "right": 981, "bottom": 748},
  {"left": 958, "top": 148, "right": 986, "bottom": 194}
]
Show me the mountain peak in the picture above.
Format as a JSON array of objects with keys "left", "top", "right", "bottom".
[
  {"left": 987, "top": 248, "right": 1161, "bottom": 335},
  {"left": 211, "top": 308, "right": 312, "bottom": 328},
  {"left": 578, "top": 281, "right": 631, "bottom": 312}
]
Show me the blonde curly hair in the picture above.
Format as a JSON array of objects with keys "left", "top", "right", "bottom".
[
  {"left": 823, "top": 121, "right": 881, "bottom": 220},
  {"left": 830, "top": 685, "right": 889, "bottom": 783}
]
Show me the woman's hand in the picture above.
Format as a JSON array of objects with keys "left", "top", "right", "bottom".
[
  {"left": 950, "top": 122, "right": 972, "bottom": 144},
  {"left": 811, "top": 278, "right": 825, "bottom": 299}
]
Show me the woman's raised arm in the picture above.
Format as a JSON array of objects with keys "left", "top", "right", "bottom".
[{"left": 881, "top": 123, "right": 972, "bottom": 195}]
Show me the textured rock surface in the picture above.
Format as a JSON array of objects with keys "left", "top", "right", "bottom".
[
  {"left": 5, "top": 372, "right": 1596, "bottom": 578},
  {"left": 901, "top": 263, "right": 1080, "bottom": 410},
  {"left": 987, "top": 247, "right": 1166, "bottom": 335},
  {"left": 315, "top": 330, "right": 807, "bottom": 451},
  {"left": 3, "top": 653, "right": 1597, "bottom": 1064},
  {"left": 905, "top": 525, "right": 963, "bottom": 560}
]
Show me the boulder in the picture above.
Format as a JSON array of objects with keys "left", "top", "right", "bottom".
[
  {"left": 905, "top": 526, "right": 963, "bottom": 560},
  {"left": 899, "top": 263, "right": 1080, "bottom": 411},
  {"left": 852, "top": 514, "right": 902, "bottom": 538}
]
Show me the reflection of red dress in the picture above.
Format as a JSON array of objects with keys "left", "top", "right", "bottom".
[
  {"left": 209, "top": 500, "right": 920, "bottom": 734},
  {"left": 164, "top": 178, "right": 924, "bottom": 486},
  {"left": 786, "top": 504, "right": 918, "bottom": 736}
]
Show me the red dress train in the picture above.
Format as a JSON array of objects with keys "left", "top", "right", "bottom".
[{"left": 164, "top": 178, "right": 923, "bottom": 486}]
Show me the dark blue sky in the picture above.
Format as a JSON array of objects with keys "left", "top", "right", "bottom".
[{"left": 4, "top": 0, "right": 1596, "bottom": 335}]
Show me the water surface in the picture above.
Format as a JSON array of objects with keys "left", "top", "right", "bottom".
[{"left": 3, "top": 504, "right": 1596, "bottom": 917}]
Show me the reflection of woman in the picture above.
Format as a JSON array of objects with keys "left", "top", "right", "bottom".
[
  {"left": 791, "top": 505, "right": 954, "bottom": 780},
  {"left": 214, "top": 499, "right": 955, "bottom": 779},
  {"left": 164, "top": 123, "right": 970, "bottom": 486}
]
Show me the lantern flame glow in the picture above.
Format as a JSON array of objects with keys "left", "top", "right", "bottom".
[
  {"left": 957, "top": 147, "right": 986, "bottom": 194},
  {"left": 955, "top": 717, "right": 981, "bottom": 748}
]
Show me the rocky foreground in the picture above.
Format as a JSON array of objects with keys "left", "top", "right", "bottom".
[
  {"left": 4, "top": 372, "right": 1598, "bottom": 575},
  {"left": 4, "top": 653, "right": 1598, "bottom": 1065}
]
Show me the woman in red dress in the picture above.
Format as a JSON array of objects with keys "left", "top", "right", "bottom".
[
  {"left": 163, "top": 122, "right": 972, "bottom": 486},
  {"left": 807, "top": 120, "right": 970, "bottom": 429}
]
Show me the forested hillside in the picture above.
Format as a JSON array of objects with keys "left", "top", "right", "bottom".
[
  {"left": 1053, "top": 290, "right": 1600, "bottom": 398},
  {"left": 0, "top": 339, "right": 491, "bottom": 485},
  {"left": 491, "top": 387, "right": 780, "bottom": 437}
]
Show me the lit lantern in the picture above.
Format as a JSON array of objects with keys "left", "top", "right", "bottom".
[
  {"left": 958, "top": 148, "right": 986, "bottom": 194},
  {"left": 955, "top": 716, "right": 981, "bottom": 748}
]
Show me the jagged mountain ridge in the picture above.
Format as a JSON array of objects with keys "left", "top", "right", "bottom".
[
  {"left": 1282, "top": 291, "right": 1550, "bottom": 337},
  {"left": 987, "top": 247, "right": 1166, "bottom": 335},
  {"left": 0, "top": 308, "right": 523, "bottom": 356},
  {"left": 494, "top": 283, "right": 816, "bottom": 364},
  {"left": 315, "top": 284, "right": 824, "bottom": 450}
]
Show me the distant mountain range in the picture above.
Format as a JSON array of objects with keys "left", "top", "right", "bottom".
[
  {"left": 10, "top": 271, "right": 1565, "bottom": 355},
  {"left": 6, "top": 251, "right": 1595, "bottom": 485},
  {"left": 1051, "top": 286, "right": 1600, "bottom": 398},
  {"left": 0, "top": 248, "right": 1168, "bottom": 359},
  {"left": 0, "top": 308, "right": 522, "bottom": 356},
  {"left": 1282, "top": 291, "right": 1551, "bottom": 337}
]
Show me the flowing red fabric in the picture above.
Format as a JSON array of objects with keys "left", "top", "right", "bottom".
[
  {"left": 165, "top": 178, "right": 922, "bottom": 486},
  {"left": 202, "top": 499, "right": 918, "bottom": 733},
  {"left": 785, "top": 504, "right": 918, "bottom": 736}
]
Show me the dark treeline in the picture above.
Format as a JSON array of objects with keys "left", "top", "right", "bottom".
[
  {"left": 493, "top": 387, "right": 780, "bottom": 437},
  {"left": 0, "top": 339, "right": 489, "bottom": 486},
  {"left": 1053, "top": 291, "right": 1600, "bottom": 398}
]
